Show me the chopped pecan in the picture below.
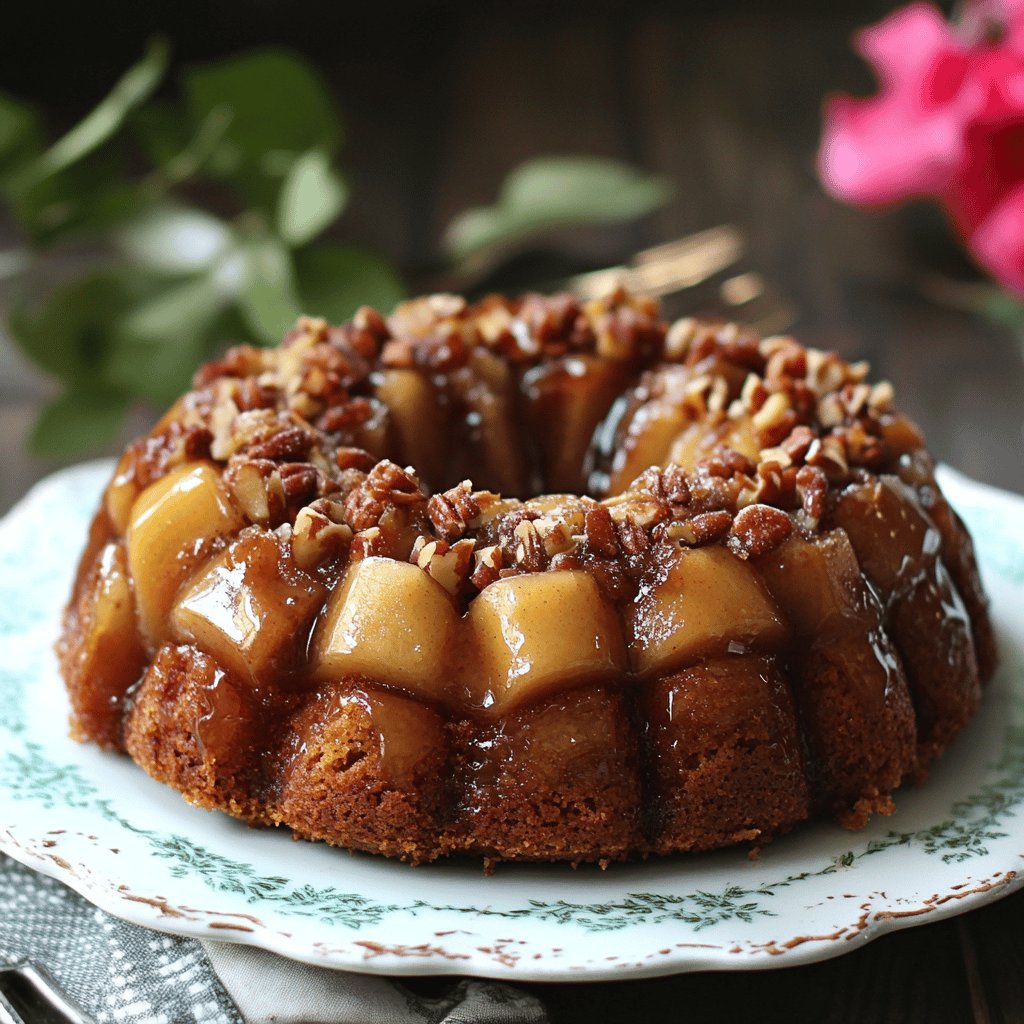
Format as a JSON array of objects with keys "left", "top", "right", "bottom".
[
  {"left": 533, "top": 516, "right": 576, "bottom": 557},
  {"left": 415, "top": 537, "right": 475, "bottom": 596},
  {"left": 781, "top": 425, "right": 815, "bottom": 464},
  {"left": 664, "top": 317, "right": 699, "bottom": 361},
  {"left": 235, "top": 377, "right": 278, "bottom": 412},
  {"left": 868, "top": 380, "right": 895, "bottom": 411},
  {"left": 428, "top": 481, "right": 480, "bottom": 540},
  {"left": 335, "top": 447, "right": 377, "bottom": 472},
  {"left": 730, "top": 504, "right": 794, "bottom": 557},
  {"left": 663, "top": 465, "right": 691, "bottom": 505},
  {"left": 795, "top": 464, "right": 828, "bottom": 522},
  {"left": 318, "top": 397, "right": 376, "bottom": 433},
  {"left": 583, "top": 505, "right": 619, "bottom": 558},
  {"left": 292, "top": 507, "right": 352, "bottom": 570},
  {"left": 513, "top": 520, "right": 547, "bottom": 572},
  {"left": 616, "top": 516, "right": 648, "bottom": 555},
  {"left": 752, "top": 391, "right": 791, "bottom": 435},
  {"left": 674, "top": 510, "right": 733, "bottom": 545},
  {"left": 805, "top": 435, "right": 849, "bottom": 476},
  {"left": 548, "top": 551, "right": 584, "bottom": 573},
  {"left": 353, "top": 305, "right": 389, "bottom": 341},
  {"left": 350, "top": 527, "right": 388, "bottom": 560},
  {"left": 182, "top": 425, "right": 214, "bottom": 461},
  {"left": 365, "top": 460, "right": 423, "bottom": 503},
  {"left": 226, "top": 459, "right": 287, "bottom": 526},
  {"left": 471, "top": 545, "right": 504, "bottom": 590},
  {"left": 380, "top": 338, "right": 416, "bottom": 368},
  {"left": 278, "top": 463, "right": 321, "bottom": 505},
  {"left": 247, "top": 425, "right": 313, "bottom": 462}
]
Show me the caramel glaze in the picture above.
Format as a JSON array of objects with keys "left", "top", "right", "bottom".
[{"left": 59, "top": 298, "right": 998, "bottom": 864}]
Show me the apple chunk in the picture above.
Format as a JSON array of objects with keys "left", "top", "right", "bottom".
[
  {"left": 627, "top": 545, "right": 786, "bottom": 677},
  {"left": 171, "top": 528, "right": 326, "bottom": 685},
  {"left": 127, "top": 462, "right": 243, "bottom": 646},
  {"left": 64, "top": 541, "right": 148, "bottom": 747},
  {"left": 315, "top": 557, "right": 459, "bottom": 703},
  {"left": 462, "top": 570, "right": 626, "bottom": 713},
  {"left": 754, "top": 530, "right": 870, "bottom": 636}
]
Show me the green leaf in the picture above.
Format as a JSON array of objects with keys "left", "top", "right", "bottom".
[
  {"left": 295, "top": 245, "right": 404, "bottom": 322},
  {"left": 444, "top": 156, "right": 672, "bottom": 265},
  {"left": 7, "top": 149, "right": 138, "bottom": 244},
  {"left": 7, "top": 271, "right": 158, "bottom": 381},
  {"left": 106, "top": 275, "right": 226, "bottom": 405},
  {"left": 29, "top": 387, "right": 130, "bottom": 457},
  {"left": 0, "top": 93, "right": 41, "bottom": 176},
  {"left": 184, "top": 49, "right": 340, "bottom": 202},
  {"left": 132, "top": 101, "right": 191, "bottom": 169},
  {"left": 114, "top": 205, "right": 232, "bottom": 274},
  {"left": 277, "top": 149, "right": 348, "bottom": 247},
  {"left": 33, "top": 38, "right": 169, "bottom": 180},
  {"left": 234, "top": 235, "right": 302, "bottom": 343}
]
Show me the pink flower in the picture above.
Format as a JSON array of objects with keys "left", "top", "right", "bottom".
[{"left": 819, "top": 1, "right": 1024, "bottom": 294}]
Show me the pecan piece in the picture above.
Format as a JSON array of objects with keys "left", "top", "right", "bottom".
[
  {"left": 226, "top": 459, "right": 286, "bottom": 526},
  {"left": 471, "top": 545, "right": 504, "bottom": 590},
  {"left": 428, "top": 481, "right": 480, "bottom": 540},
  {"left": 795, "top": 464, "right": 828, "bottom": 522},
  {"left": 616, "top": 516, "right": 648, "bottom": 555},
  {"left": 583, "top": 505, "right": 619, "bottom": 558},
  {"left": 513, "top": 520, "right": 547, "bottom": 572},
  {"left": 674, "top": 510, "right": 733, "bottom": 545},
  {"left": 730, "top": 504, "right": 794, "bottom": 557},
  {"left": 247, "top": 425, "right": 313, "bottom": 462},
  {"left": 292, "top": 507, "right": 353, "bottom": 570}
]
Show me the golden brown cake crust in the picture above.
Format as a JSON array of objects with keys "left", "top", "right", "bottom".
[{"left": 59, "top": 290, "right": 997, "bottom": 865}]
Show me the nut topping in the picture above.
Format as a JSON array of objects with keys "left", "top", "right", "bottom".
[{"left": 730, "top": 504, "right": 794, "bottom": 557}]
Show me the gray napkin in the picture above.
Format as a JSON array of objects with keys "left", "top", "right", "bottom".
[{"left": 0, "top": 854, "right": 548, "bottom": 1024}]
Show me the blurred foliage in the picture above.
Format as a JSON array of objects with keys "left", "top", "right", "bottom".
[
  {"left": 0, "top": 42, "right": 669, "bottom": 457},
  {"left": 444, "top": 157, "right": 672, "bottom": 271}
]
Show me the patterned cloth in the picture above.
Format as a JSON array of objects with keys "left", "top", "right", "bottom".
[{"left": 0, "top": 854, "right": 548, "bottom": 1024}]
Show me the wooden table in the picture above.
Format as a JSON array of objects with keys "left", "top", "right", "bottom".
[{"left": 2, "top": 2, "right": 1023, "bottom": 1021}]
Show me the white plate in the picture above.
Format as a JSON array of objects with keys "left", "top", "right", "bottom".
[{"left": 1, "top": 462, "right": 1022, "bottom": 982}]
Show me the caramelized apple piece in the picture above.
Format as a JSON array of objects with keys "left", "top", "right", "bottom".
[
  {"left": 463, "top": 570, "right": 626, "bottom": 713},
  {"left": 667, "top": 414, "right": 760, "bottom": 469},
  {"left": 171, "top": 527, "right": 326, "bottom": 685},
  {"left": 831, "top": 476, "right": 940, "bottom": 597},
  {"left": 754, "top": 530, "right": 918, "bottom": 815},
  {"left": 604, "top": 367, "right": 691, "bottom": 493},
  {"left": 126, "top": 462, "right": 244, "bottom": 646},
  {"left": 830, "top": 478, "right": 980, "bottom": 762},
  {"left": 105, "top": 451, "right": 142, "bottom": 536},
  {"left": 375, "top": 368, "right": 447, "bottom": 489},
  {"left": 754, "top": 530, "right": 870, "bottom": 636},
  {"left": 522, "top": 355, "right": 629, "bottom": 492},
  {"left": 627, "top": 544, "right": 787, "bottom": 677},
  {"left": 446, "top": 349, "right": 531, "bottom": 495},
  {"left": 62, "top": 541, "right": 147, "bottom": 748},
  {"left": 315, "top": 557, "right": 459, "bottom": 703}
]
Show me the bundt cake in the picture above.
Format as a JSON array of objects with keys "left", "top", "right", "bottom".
[{"left": 59, "top": 290, "right": 997, "bottom": 866}]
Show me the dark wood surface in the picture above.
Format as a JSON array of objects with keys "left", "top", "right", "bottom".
[{"left": 2, "top": 4, "right": 1023, "bottom": 1022}]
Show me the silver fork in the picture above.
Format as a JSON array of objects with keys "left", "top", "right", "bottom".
[{"left": 0, "top": 962, "right": 94, "bottom": 1024}]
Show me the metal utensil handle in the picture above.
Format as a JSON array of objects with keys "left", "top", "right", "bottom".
[{"left": 0, "top": 962, "right": 95, "bottom": 1024}]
